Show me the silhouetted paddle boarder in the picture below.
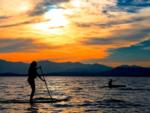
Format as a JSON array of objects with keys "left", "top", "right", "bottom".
[
  {"left": 108, "top": 79, "right": 113, "bottom": 88},
  {"left": 108, "top": 79, "right": 126, "bottom": 88},
  {"left": 27, "top": 61, "right": 45, "bottom": 104}
]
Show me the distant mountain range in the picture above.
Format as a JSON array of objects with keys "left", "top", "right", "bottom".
[
  {"left": 0, "top": 59, "right": 150, "bottom": 76},
  {"left": 101, "top": 65, "right": 150, "bottom": 76},
  {"left": 0, "top": 59, "right": 111, "bottom": 75}
]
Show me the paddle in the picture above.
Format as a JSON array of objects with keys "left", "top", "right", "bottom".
[{"left": 39, "top": 66, "right": 53, "bottom": 103}]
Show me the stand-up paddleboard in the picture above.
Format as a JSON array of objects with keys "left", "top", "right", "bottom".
[
  {"left": 101, "top": 85, "right": 126, "bottom": 88},
  {"left": 109, "top": 85, "right": 126, "bottom": 88},
  {"left": 0, "top": 97, "right": 70, "bottom": 104}
]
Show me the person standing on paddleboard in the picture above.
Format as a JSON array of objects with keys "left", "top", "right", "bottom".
[
  {"left": 27, "top": 61, "right": 45, "bottom": 104},
  {"left": 108, "top": 79, "right": 113, "bottom": 88}
]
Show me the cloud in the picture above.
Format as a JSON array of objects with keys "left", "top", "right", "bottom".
[
  {"left": 0, "top": 0, "right": 150, "bottom": 65},
  {"left": 82, "top": 39, "right": 150, "bottom": 66},
  {"left": 0, "top": 0, "right": 39, "bottom": 17},
  {"left": 76, "top": 16, "right": 149, "bottom": 28},
  {"left": 0, "top": 38, "right": 52, "bottom": 53},
  {"left": 81, "top": 28, "right": 150, "bottom": 46},
  {"left": 116, "top": 0, "right": 150, "bottom": 13},
  {"left": 72, "top": 1, "right": 150, "bottom": 30},
  {"left": 29, "top": 0, "right": 69, "bottom": 16},
  {"left": 0, "top": 21, "right": 33, "bottom": 28},
  {"left": 28, "top": 2, "right": 54, "bottom": 16},
  {"left": 102, "top": 0, "right": 150, "bottom": 14},
  {"left": 0, "top": 18, "right": 50, "bottom": 28},
  {"left": 0, "top": 0, "right": 71, "bottom": 28},
  {"left": 101, "top": 39, "right": 150, "bottom": 62},
  {"left": 98, "top": 16, "right": 150, "bottom": 28},
  {"left": 0, "top": 16, "right": 9, "bottom": 20},
  {"left": 117, "top": 0, "right": 150, "bottom": 8}
]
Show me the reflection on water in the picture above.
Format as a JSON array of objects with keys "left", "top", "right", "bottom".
[{"left": 0, "top": 77, "right": 150, "bottom": 113}]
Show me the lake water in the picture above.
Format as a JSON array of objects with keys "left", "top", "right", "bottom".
[{"left": 0, "top": 77, "right": 150, "bottom": 113}]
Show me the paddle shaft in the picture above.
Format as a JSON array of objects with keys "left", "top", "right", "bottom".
[
  {"left": 43, "top": 77, "right": 53, "bottom": 99},
  {"left": 39, "top": 67, "right": 53, "bottom": 101}
]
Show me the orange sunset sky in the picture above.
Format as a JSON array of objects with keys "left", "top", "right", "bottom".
[{"left": 0, "top": 0, "right": 150, "bottom": 66}]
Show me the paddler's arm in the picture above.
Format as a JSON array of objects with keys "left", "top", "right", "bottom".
[
  {"left": 36, "top": 66, "right": 45, "bottom": 81},
  {"left": 36, "top": 66, "right": 41, "bottom": 70},
  {"left": 38, "top": 74, "right": 45, "bottom": 81}
]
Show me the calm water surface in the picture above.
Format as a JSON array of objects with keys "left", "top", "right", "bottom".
[{"left": 0, "top": 77, "right": 150, "bottom": 113}]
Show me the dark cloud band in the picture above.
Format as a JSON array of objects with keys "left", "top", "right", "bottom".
[
  {"left": 0, "top": 38, "right": 50, "bottom": 53},
  {"left": 29, "top": 0, "right": 69, "bottom": 16}
]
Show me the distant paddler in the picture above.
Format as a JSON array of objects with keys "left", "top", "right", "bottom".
[
  {"left": 108, "top": 79, "right": 126, "bottom": 88},
  {"left": 108, "top": 79, "right": 113, "bottom": 88}
]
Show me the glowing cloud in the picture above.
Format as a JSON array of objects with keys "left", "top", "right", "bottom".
[{"left": 0, "top": 0, "right": 150, "bottom": 66}]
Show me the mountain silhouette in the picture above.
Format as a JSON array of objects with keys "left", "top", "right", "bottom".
[
  {"left": 102, "top": 65, "right": 150, "bottom": 76},
  {"left": 38, "top": 60, "right": 112, "bottom": 73},
  {"left": 0, "top": 59, "right": 112, "bottom": 75},
  {"left": 0, "top": 59, "right": 28, "bottom": 74},
  {"left": 0, "top": 59, "right": 150, "bottom": 76}
]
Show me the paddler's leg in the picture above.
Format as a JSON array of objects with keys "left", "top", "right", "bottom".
[{"left": 30, "top": 80, "right": 35, "bottom": 104}]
